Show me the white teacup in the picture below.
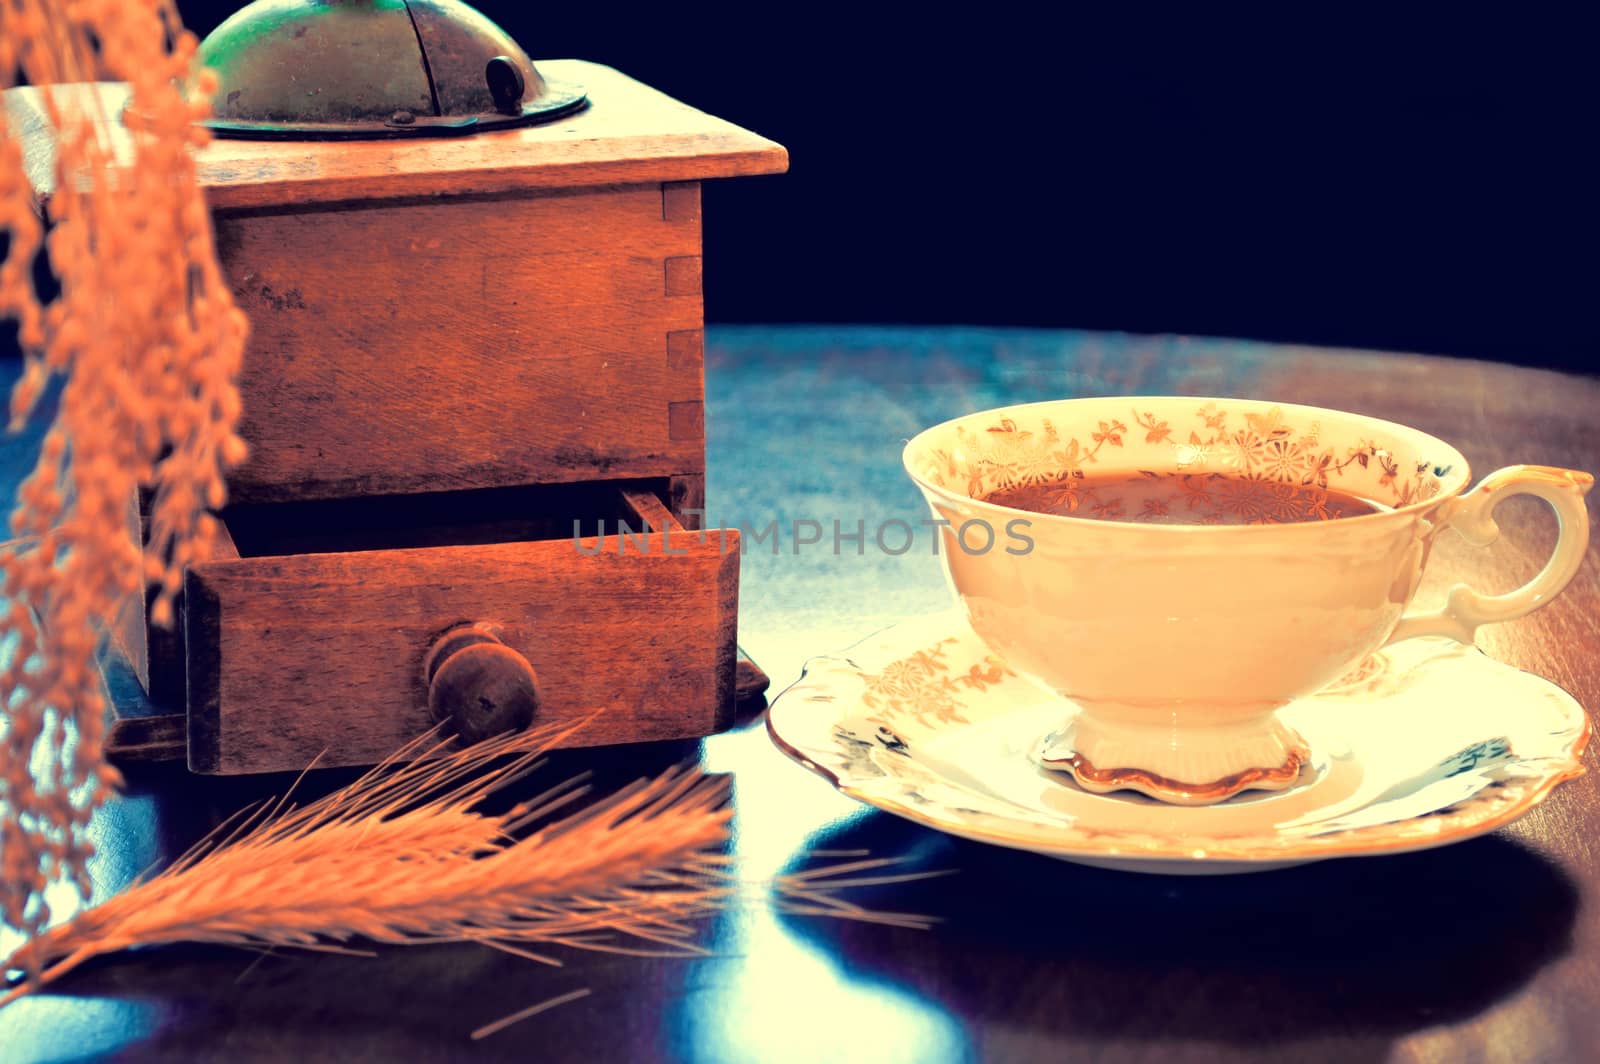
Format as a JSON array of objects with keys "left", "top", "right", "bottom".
[{"left": 903, "top": 396, "right": 1592, "bottom": 806}]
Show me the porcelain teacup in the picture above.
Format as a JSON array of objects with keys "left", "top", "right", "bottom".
[{"left": 903, "top": 396, "right": 1593, "bottom": 805}]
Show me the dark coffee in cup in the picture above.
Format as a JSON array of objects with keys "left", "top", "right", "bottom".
[{"left": 979, "top": 471, "right": 1385, "bottom": 525}]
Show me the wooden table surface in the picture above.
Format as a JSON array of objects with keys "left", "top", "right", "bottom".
[{"left": 2, "top": 327, "right": 1598, "bottom": 1062}]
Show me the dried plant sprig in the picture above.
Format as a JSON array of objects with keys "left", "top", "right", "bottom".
[
  {"left": 0, "top": 721, "right": 939, "bottom": 1019},
  {"left": 0, "top": 723, "right": 739, "bottom": 1002},
  {"left": 1, "top": 0, "right": 248, "bottom": 939}
]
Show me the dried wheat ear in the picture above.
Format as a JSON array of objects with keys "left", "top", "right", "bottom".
[{"left": 0, "top": 722, "right": 934, "bottom": 1009}]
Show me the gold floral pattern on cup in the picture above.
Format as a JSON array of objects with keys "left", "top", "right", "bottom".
[{"left": 916, "top": 402, "right": 1444, "bottom": 517}]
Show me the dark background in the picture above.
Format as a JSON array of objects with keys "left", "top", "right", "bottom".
[{"left": 78, "top": 6, "right": 1600, "bottom": 373}]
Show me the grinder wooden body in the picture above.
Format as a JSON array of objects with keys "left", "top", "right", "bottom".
[{"left": 9, "top": 60, "right": 786, "bottom": 773}]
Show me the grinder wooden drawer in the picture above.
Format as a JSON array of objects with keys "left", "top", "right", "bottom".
[{"left": 181, "top": 487, "right": 737, "bottom": 774}]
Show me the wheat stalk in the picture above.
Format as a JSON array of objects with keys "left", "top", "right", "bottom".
[
  {"left": 0, "top": 723, "right": 739, "bottom": 1003},
  {"left": 0, "top": 721, "right": 939, "bottom": 1013}
]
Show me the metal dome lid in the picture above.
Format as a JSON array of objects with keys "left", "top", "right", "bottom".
[{"left": 198, "top": 0, "right": 587, "bottom": 139}]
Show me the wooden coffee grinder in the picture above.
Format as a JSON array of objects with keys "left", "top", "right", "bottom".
[{"left": 9, "top": 1, "right": 786, "bottom": 773}]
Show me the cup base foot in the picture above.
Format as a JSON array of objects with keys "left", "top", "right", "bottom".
[{"left": 1041, "top": 735, "right": 1312, "bottom": 806}]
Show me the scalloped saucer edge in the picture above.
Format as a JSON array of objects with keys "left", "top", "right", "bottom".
[{"left": 765, "top": 612, "right": 1590, "bottom": 875}]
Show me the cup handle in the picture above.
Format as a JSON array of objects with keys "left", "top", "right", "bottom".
[{"left": 1385, "top": 465, "right": 1593, "bottom": 646}]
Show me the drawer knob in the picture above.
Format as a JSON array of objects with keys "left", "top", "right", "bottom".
[{"left": 424, "top": 624, "right": 540, "bottom": 744}]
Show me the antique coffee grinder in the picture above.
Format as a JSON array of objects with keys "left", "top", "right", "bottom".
[{"left": 10, "top": 0, "right": 785, "bottom": 773}]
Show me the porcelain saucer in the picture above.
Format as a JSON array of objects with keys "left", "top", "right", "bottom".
[{"left": 765, "top": 612, "right": 1591, "bottom": 874}]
